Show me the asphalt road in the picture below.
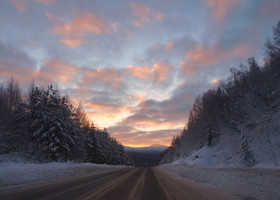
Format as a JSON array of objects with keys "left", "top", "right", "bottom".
[{"left": 0, "top": 167, "right": 239, "bottom": 200}]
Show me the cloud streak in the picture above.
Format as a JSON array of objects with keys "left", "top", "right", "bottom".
[
  {"left": 203, "top": 0, "right": 242, "bottom": 23},
  {"left": 129, "top": 2, "right": 163, "bottom": 27},
  {"left": 48, "top": 13, "right": 111, "bottom": 47}
]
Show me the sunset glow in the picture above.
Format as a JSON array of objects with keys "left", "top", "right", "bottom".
[{"left": 0, "top": 0, "right": 279, "bottom": 147}]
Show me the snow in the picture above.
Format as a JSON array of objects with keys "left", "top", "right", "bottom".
[
  {"left": 160, "top": 164, "right": 280, "bottom": 200},
  {"left": 161, "top": 133, "right": 280, "bottom": 199},
  {"left": 0, "top": 153, "right": 128, "bottom": 190},
  {"left": 172, "top": 135, "right": 241, "bottom": 167},
  {"left": 172, "top": 133, "right": 280, "bottom": 169}
]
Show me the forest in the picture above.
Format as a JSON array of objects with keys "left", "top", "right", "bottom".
[
  {"left": 160, "top": 21, "right": 280, "bottom": 167},
  {"left": 0, "top": 81, "right": 132, "bottom": 165}
]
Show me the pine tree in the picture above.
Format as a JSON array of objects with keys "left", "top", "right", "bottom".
[
  {"left": 239, "top": 133, "right": 256, "bottom": 167},
  {"left": 28, "top": 85, "right": 80, "bottom": 161}
]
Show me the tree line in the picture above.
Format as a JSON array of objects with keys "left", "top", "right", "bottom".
[
  {"left": 160, "top": 21, "right": 280, "bottom": 167},
  {"left": 0, "top": 82, "right": 132, "bottom": 165}
]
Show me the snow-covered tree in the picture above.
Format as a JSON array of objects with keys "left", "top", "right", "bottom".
[
  {"left": 29, "top": 85, "right": 80, "bottom": 161},
  {"left": 239, "top": 133, "right": 256, "bottom": 167}
]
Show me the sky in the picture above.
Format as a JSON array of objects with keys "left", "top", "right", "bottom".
[{"left": 0, "top": 0, "right": 279, "bottom": 147}]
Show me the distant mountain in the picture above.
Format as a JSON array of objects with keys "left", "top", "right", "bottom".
[{"left": 125, "top": 146, "right": 168, "bottom": 166}]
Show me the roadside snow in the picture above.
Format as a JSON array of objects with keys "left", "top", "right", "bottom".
[
  {"left": 160, "top": 164, "right": 280, "bottom": 200},
  {"left": 173, "top": 134, "right": 280, "bottom": 169},
  {"left": 0, "top": 153, "right": 128, "bottom": 190}
]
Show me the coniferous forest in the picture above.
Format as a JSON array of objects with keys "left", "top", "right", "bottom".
[
  {"left": 160, "top": 21, "right": 280, "bottom": 167},
  {"left": 0, "top": 82, "right": 132, "bottom": 165}
]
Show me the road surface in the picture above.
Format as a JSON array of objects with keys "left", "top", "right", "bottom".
[{"left": 0, "top": 167, "right": 239, "bottom": 200}]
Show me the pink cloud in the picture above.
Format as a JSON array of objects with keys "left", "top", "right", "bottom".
[
  {"left": 9, "top": 0, "right": 28, "bottom": 13},
  {"left": 203, "top": 0, "right": 242, "bottom": 23},
  {"left": 0, "top": 58, "right": 34, "bottom": 84},
  {"left": 129, "top": 2, "right": 164, "bottom": 27},
  {"left": 35, "top": 59, "right": 81, "bottom": 85},
  {"left": 109, "top": 125, "right": 177, "bottom": 147},
  {"left": 165, "top": 42, "right": 174, "bottom": 51},
  {"left": 180, "top": 43, "right": 251, "bottom": 75},
  {"left": 180, "top": 44, "right": 229, "bottom": 75},
  {"left": 233, "top": 44, "right": 251, "bottom": 58},
  {"left": 10, "top": 0, "right": 55, "bottom": 13},
  {"left": 81, "top": 68, "right": 124, "bottom": 89},
  {"left": 32, "top": 0, "right": 55, "bottom": 5},
  {"left": 152, "top": 63, "right": 174, "bottom": 82},
  {"left": 48, "top": 13, "right": 111, "bottom": 47},
  {"left": 60, "top": 39, "right": 83, "bottom": 48},
  {"left": 126, "top": 65, "right": 151, "bottom": 79},
  {"left": 126, "top": 63, "right": 174, "bottom": 82},
  {"left": 260, "top": 0, "right": 280, "bottom": 18}
]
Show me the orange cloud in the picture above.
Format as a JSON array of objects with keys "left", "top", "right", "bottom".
[
  {"left": 109, "top": 126, "right": 179, "bottom": 147},
  {"left": 203, "top": 0, "right": 242, "bottom": 23},
  {"left": 61, "top": 39, "right": 83, "bottom": 48},
  {"left": 127, "top": 65, "right": 151, "bottom": 79},
  {"left": 180, "top": 43, "right": 252, "bottom": 75},
  {"left": 152, "top": 63, "right": 174, "bottom": 82},
  {"left": 129, "top": 2, "right": 163, "bottom": 27},
  {"left": 180, "top": 44, "right": 230, "bottom": 75},
  {"left": 211, "top": 79, "right": 219, "bottom": 85},
  {"left": 81, "top": 68, "right": 124, "bottom": 89},
  {"left": 48, "top": 13, "right": 111, "bottom": 47},
  {"left": 165, "top": 42, "right": 174, "bottom": 51},
  {"left": 35, "top": 59, "right": 80, "bottom": 84}
]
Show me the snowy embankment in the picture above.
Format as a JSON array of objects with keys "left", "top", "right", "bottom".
[
  {"left": 160, "top": 164, "right": 280, "bottom": 200},
  {"left": 160, "top": 138, "right": 280, "bottom": 200},
  {"left": 0, "top": 153, "right": 128, "bottom": 190}
]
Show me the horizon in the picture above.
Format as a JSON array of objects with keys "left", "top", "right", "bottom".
[{"left": 0, "top": 0, "right": 279, "bottom": 146}]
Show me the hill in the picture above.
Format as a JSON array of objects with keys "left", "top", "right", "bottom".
[{"left": 160, "top": 21, "right": 280, "bottom": 168}]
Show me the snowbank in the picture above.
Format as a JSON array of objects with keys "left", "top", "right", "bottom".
[
  {"left": 174, "top": 136, "right": 240, "bottom": 167},
  {"left": 0, "top": 153, "right": 128, "bottom": 189},
  {"left": 160, "top": 164, "right": 280, "bottom": 200},
  {"left": 172, "top": 133, "right": 280, "bottom": 169}
]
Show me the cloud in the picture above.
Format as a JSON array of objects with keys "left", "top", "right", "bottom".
[
  {"left": 126, "top": 63, "right": 174, "bottom": 82},
  {"left": 80, "top": 68, "right": 125, "bottom": 90},
  {"left": 180, "top": 43, "right": 251, "bottom": 76},
  {"left": 126, "top": 65, "right": 150, "bottom": 79},
  {"left": 9, "top": 0, "right": 28, "bottom": 13},
  {"left": 35, "top": 59, "right": 81, "bottom": 85},
  {"left": 48, "top": 13, "right": 111, "bottom": 47},
  {"left": 165, "top": 42, "right": 174, "bottom": 51},
  {"left": 129, "top": 2, "right": 164, "bottom": 27},
  {"left": 203, "top": 0, "right": 242, "bottom": 23},
  {"left": 32, "top": 0, "right": 55, "bottom": 5},
  {"left": 121, "top": 80, "right": 206, "bottom": 131},
  {"left": 260, "top": 0, "right": 280, "bottom": 18},
  {"left": 180, "top": 44, "right": 229, "bottom": 75},
  {"left": 108, "top": 125, "right": 179, "bottom": 146},
  {"left": 60, "top": 39, "right": 84, "bottom": 48},
  {"left": 0, "top": 42, "right": 35, "bottom": 84},
  {"left": 10, "top": 0, "right": 55, "bottom": 13},
  {"left": 152, "top": 63, "right": 174, "bottom": 83}
]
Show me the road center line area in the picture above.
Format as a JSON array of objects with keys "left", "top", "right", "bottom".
[{"left": 0, "top": 167, "right": 240, "bottom": 200}]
